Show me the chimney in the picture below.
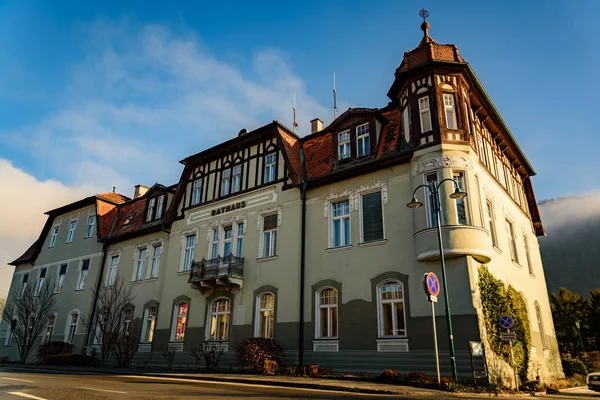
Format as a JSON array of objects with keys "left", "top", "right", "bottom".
[
  {"left": 310, "top": 118, "right": 323, "bottom": 134},
  {"left": 134, "top": 185, "right": 149, "bottom": 199}
]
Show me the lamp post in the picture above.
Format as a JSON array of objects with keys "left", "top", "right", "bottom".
[
  {"left": 407, "top": 178, "right": 467, "bottom": 383},
  {"left": 575, "top": 320, "right": 587, "bottom": 367}
]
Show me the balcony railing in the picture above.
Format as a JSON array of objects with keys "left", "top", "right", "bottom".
[{"left": 188, "top": 255, "right": 244, "bottom": 292}]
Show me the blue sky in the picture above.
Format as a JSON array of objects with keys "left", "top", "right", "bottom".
[{"left": 0, "top": 0, "right": 597, "bottom": 295}]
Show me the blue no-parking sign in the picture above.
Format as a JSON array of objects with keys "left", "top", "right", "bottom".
[{"left": 499, "top": 315, "right": 514, "bottom": 330}]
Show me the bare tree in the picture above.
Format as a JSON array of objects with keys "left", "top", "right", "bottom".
[
  {"left": 83, "top": 274, "right": 134, "bottom": 366},
  {"left": 0, "top": 297, "right": 5, "bottom": 319},
  {"left": 2, "top": 278, "right": 57, "bottom": 363}
]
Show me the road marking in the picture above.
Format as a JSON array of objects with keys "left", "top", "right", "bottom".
[
  {"left": 76, "top": 387, "right": 127, "bottom": 394},
  {"left": 0, "top": 377, "right": 35, "bottom": 383},
  {"left": 7, "top": 393, "right": 47, "bottom": 400}
]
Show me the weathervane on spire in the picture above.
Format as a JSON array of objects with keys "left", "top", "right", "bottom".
[
  {"left": 419, "top": 8, "right": 431, "bottom": 40},
  {"left": 419, "top": 8, "right": 429, "bottom": 22}
]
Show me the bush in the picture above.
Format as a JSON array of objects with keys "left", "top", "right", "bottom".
[
  {"left": 235, "top": 338, "right": 284, "bottom": 373},
  {"left": 406, "top": 371, "right": 434, "bottom": 386},
  {"left": 200, "top": 341, "right": 224, "bottom": 372},
  {"left": 37, "top": 341, "right": 73, "bottom": 361},
  {"left": 562, "top": 357, "right": 588, "bottom": 377},
  {"left": 378, "top": 369, "right": 401, "bottom": 381},
  {"left": 43, "top": 354, "right": 100, "bottom": 367}
]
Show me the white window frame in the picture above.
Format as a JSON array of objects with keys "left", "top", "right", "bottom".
[
  {"left": 56, "top": 263, "right": 67, "bottom": 293},
  {"left": 64, "top": 310, "right": 80, "bottom": 344},
  {"left": 76, "top": 259, "right": 90, "bottom": 291},
  {"left": 43, "top": 313, "right": 57, "bottom": 344},
  {"left": 315, "top": 287, "right": 338, "bottom": 339},
  {"left": 264, "top": 153, "right": 277, "bottom": 184},
  {"left": 452, "top": 170, "right": 469, "bottom": 225},
  {"left": 207, "top": 298, "right": 231, "bottom": 341},
  {"left": 255, "top": 292, "right": 275, "bottom": 339},
  {"left": 377, "top": 280, "right": 407, "bottom": 338},
  {"left": 485, "top": 199, "right": 498, "bottom": 247},
  {"left": 149, "top": 244, "right": 162, "bottom": 279},
  {"left": 146, "top": 198, "right": 156, "bottom": 222},
  {"left": 171, "top": 302, "right": 189, "bottom": 342},
  {"left": 35, "top": 267, "right": 47, "bottom": 296},
  {"left": 232, "top": 165, "right": 242, "bottom": 193},
  {"left": 86, "top": 215, "right": 96, "bottom": 238},
  {"left": 443, "top": 93, "right": 458, "bottom": 130},
  {"left": 49, "top": 225, "right": 60, "bottom": 248},
  {"left": 182, "top": 234, "right": 196, "bottom": 272},
  {"left": 418, "top": 95, "right": 432, "bottom": 133},
  {"left": 359, "top": 190, "right": 385, "bottom": 243},
  {"left": 401, "top": 106, "right": 410, "bottom": 142},
  {"left": 506, "top": 218, "right": 518, "bottom": 263},
  {"left": 141, "top": 306, "right": 157, "bottom": 343},
  {"left": 221, "top": 168, "right": 231, "bottom": 197},
  {"left": 133, "top": 248, "right": 147, "bottom": 281},
  {"left": 535, "top": 302, "right": 547, "bottom": 349},
  {"left": 66, "top": 219, "right": 77, "bottom": 243},
  {"left": 330, "top": 199, "right": 350, "bottom": 248},
  {"left": 155, "top": 195, "right": 164, "bottom": 219},
  {"left": 209, "top": 228, "right": 219, "bottom": 260},
  {"left": 19, "top": 273, "right": 29, "bottom": 299},
  {"left": 122, "top": 308, "right": 133, "bottom": 335},
  {"left": 523, "top": 234, "right": 533, "bottom": 275},
  {"left": 337, "top": 130, "right": 351, "bottom": 160},
  {"left": 260, "top": 214, "right": 278, "bottom": 258},
  {"left": 107, "top": 255, "right": 119, "bottom": 286},
  {"left": 235, "top": 222, "right": 244, "bottom": 257},
  {"left": 356, "top": 123, "right": 370, "bottom": 158},
  {"left": 424, "top": 172, "right": 439, "bottom": 228},
  {"left": 222, "top": 225, "right": 233, "bottom": 259},
  {"left": 191, "top": 179, "right": 203, "bottom": 206}
]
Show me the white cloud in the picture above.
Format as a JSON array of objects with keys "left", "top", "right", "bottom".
[
  {"left": 539, "top": 192, "right": 600, "bottom": 230},
  {"left": 0, "top": 159, "right": 91, "bottom": 298}
]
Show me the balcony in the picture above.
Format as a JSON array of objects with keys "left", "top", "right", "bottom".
[
  {"left": 413, "top": 225, "right": 492, "bottom": 264},
  {"left": 188, "top": 255, "right": 244, "bottom": 293}
]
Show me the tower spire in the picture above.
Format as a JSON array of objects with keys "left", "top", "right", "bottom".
[{"left": 419, "top": 8, "right": 431, "bottom": 42}]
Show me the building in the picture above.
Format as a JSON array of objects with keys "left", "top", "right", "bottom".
[{"left": 1, "top": 19, "right": 563, "bottom": 380}]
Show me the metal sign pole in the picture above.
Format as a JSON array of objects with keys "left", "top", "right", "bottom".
[
  {"left": 431, "top": 300, "right": 440, "bottom": 385},
  {"left": 508, "top": 329, "right": 519, "bottom": 391}
]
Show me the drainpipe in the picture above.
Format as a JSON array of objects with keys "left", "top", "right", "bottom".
[
  {"left": 298, "top": 182, "right": 307, "bottom": 368},
  {"left": 84, "top": 241, "right": 108, "bottom": 352}
]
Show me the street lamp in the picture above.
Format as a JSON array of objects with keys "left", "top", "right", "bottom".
[
  {"left": 407, "top": 178, "right": 467, "bottom": 383},
  {"left": 575, "top": 320, "right": 587, "bottom": 366}
]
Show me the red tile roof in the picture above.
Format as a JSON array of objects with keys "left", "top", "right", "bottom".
[
  {"left": 303, "top": 133, "right": 334, "bottom": 179},
  {"left": 96, "top": 192, "right": 130, "bottom": 204},
  {"left": 109, "top": 198, "right": 149, "bottom": 238},
  {"left": 278, "top": 127, "right": 302, "bottom": 184},
  {"left": 377, "top": 108, "right": 401, "bottom": 157},
  {"left": 396, "top": 31, "right": 464, "bottom": 75}
]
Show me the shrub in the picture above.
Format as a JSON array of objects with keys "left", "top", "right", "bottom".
[
  {"left": 161, "top": 345, "right": 176, "bottom": 370},
  {"left": 235, "top": 338, "right": 284, "bottom": 373},
  {"left": 561, "top": 357, "right": 588, "bottom": 377},
  {"left": 112, "top": 329, "right": 138, "bottom": 368},
  {"left": 200, "top": 341, "right": 224, "bottom": 372},
  {"left": 406, "top": 371, "right": 434, "bottom": 386},
  {"left": 548, "top": 378, "right": 571, "bottom": 390},
  {"left": 37, "top": 341, "right": 73, "bottom": 362},
  {"left": 43, "top": 354, "right": 100, "bottom": 367}
]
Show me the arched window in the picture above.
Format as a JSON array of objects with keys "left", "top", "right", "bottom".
[
  {"left": 171, "top": 302, "right": 188, "bottom": 342},
  {"left": 44, "top": 314, "right": 56, "bottom": 344},
  {"left": 5, "top": 318, "right": 16, "bottom": 346},
  {"left": 142, "top": 306, "right": 157, "bottom": 343},
  {"left": 378, "top": 281, "right": 407, "bottom": 337},
  {"left": 208, "top": 298, "right": 231, "bottom": 341},
  {"left": 122, "top": 308, "right": 133, "bottom": 335},
  {"left": 535, "top": 302, "right": 547, "bottom": 349},
  {"left": 255, "top": 293, "right": 275, "bottom": 339},
  {"left": 316, "top": 288, "right": 338, "bottom": 339},
  {"left": 65, "top": 311, "right": 79, "bottom": 344}
]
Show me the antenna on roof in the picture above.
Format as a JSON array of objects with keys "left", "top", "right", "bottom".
[
  {"left": 293, "top": 91, "right": 299, "bottom": 133},
  {"left": 333, "top": 71, "right": 338, "bottom": 120},
  {"left": 112, "top": 186, "right": 116, "bottom": 193}
]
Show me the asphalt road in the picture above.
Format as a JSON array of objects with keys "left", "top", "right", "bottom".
[{"left": 0, "top": 368, "right": 599, "bottom": 400}]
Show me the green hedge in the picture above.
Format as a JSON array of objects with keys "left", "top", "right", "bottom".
[
  {"left": 479, "top": 266, "right": 531, "bottom": 381},
  {"left": 561, "top": 357, "right": 588, "bottom": 377}
]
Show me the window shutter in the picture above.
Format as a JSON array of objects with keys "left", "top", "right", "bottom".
[
  {"left": 263, "top": 214, "right": 278, "bottom": 230},
  {"left": 362, "top": 192, "right": 383, "bottom": 242}
]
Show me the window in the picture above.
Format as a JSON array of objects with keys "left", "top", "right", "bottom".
[
  {"left": 453, "top": 171, "right": 468, "bottom": 225},
  {"left": 77, "top": 259, "right": 90, "bottom": 290},
  {"left": 208, "top": 298, "right": 231, "bottom": 341},
  {"left": 133, "top": 248, "right": 147, "bottom": 281},
  {"left": 264, "top": 153, "right": 277, "bottom": 183},
  {"left": 150, "top": 245, "right": 162, "bottom": 279},
  {"left": 337, "top": 130, "right": 351, "bottom": 159},
  {"left": 232, "top": 165, "right": 242, "bottom": 193},
  {"left": 49, "top": 226, "right": 59, "bottom": 248},
  {"left": 86, "top": 215, "right": 96, "bottom": 238},
  {"left": 183, "top": 235, "right": 196, "bottom": 271},
  {"left": 44, "top": 315, "right": 56, "bottom": 344},
  {"left": 524, "top": 235, "right": 533, "bottom": 275},
  {"left": 418, "top": 96, "right": 432, "bottom": 133},
  {"left": 262, "top": 215, "right": 278, "bottom": 258},
  {"left": 146, "top": 198, "right": 156, "bottom": 222},
  {"left": 107, "top": 255, "right": 119, "bottom": 286},
  {"left": 56, "top": 264, "right": 67, "bottom": 293},
  {"left": 172, "top": 302, "right": 188, "bottom": 342},
  {"left": 378, "top": 281, "right": 406, "bottom": 337},
  {"left": 155, "top": 195, "right": 164, "bottom": 219},
  {"left": 19, "top": 273, "right": 29, "bottom": 298},
  {"left": 5, "top": 319, "right": 16, "bottom": 346},
  {"left": 506, "top": 219, "right": 518, "bottom": 263},
  {"left": 122, "top": 309, "right": 132, "bottom": 335},
  {"left": 143, "top": 306, "right": 157, "bottom": 342},
  {"left": 485, "top": 200, "right": 498, "bottom": 247},
  {"left": 66, "top": 312, "right": 79, "bottom": 344},
  {"left": 401, "top": 107, "right": 410, "bottom": 142},
  {"left": 256, "top": 293, "right": 275, "bottom": 339},
  {"left": 66, "top": 220, "right": 77, "bottom": 243},
  {"left": 235, "top": 222, "right": 244, "bottom": 257},
  {"left": 221, "top": 168, "right": 231, "bottom": 197},
  {"left": 210, "top": 229, "right": 219, "bottom": 259},
  {"left": 443, "top": 93, "right": 458, "bottom": 129},
  {"left": 425, "top": 173, "right": 438, "bottom": 228},
  {"left": 535, "top": 303, "right": 547, "bottom": 349},
  {"left": 331, "top": 200, "right": 350, "bottom": 248},
  {"left": 123, "top": 214, "right": 135, "bottom": 226},
  {"left": 35, "top": 268, "right": 47, "bottom": 296},
  {"left": 361, "top": 192, "right": 384, "bottom": 242},
  {"left": 191, "top": 179, "right": 203, "bottom": 205},
  {"left": 356, "top": 123, "right": 370, "bottom": 157},
  {"left": 316, "top": 288, "right": 338, "bottom": 338}
]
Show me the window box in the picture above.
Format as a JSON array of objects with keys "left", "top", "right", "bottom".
[{"left": 376, "top": 338, "right": 409, "bottom": 353}]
